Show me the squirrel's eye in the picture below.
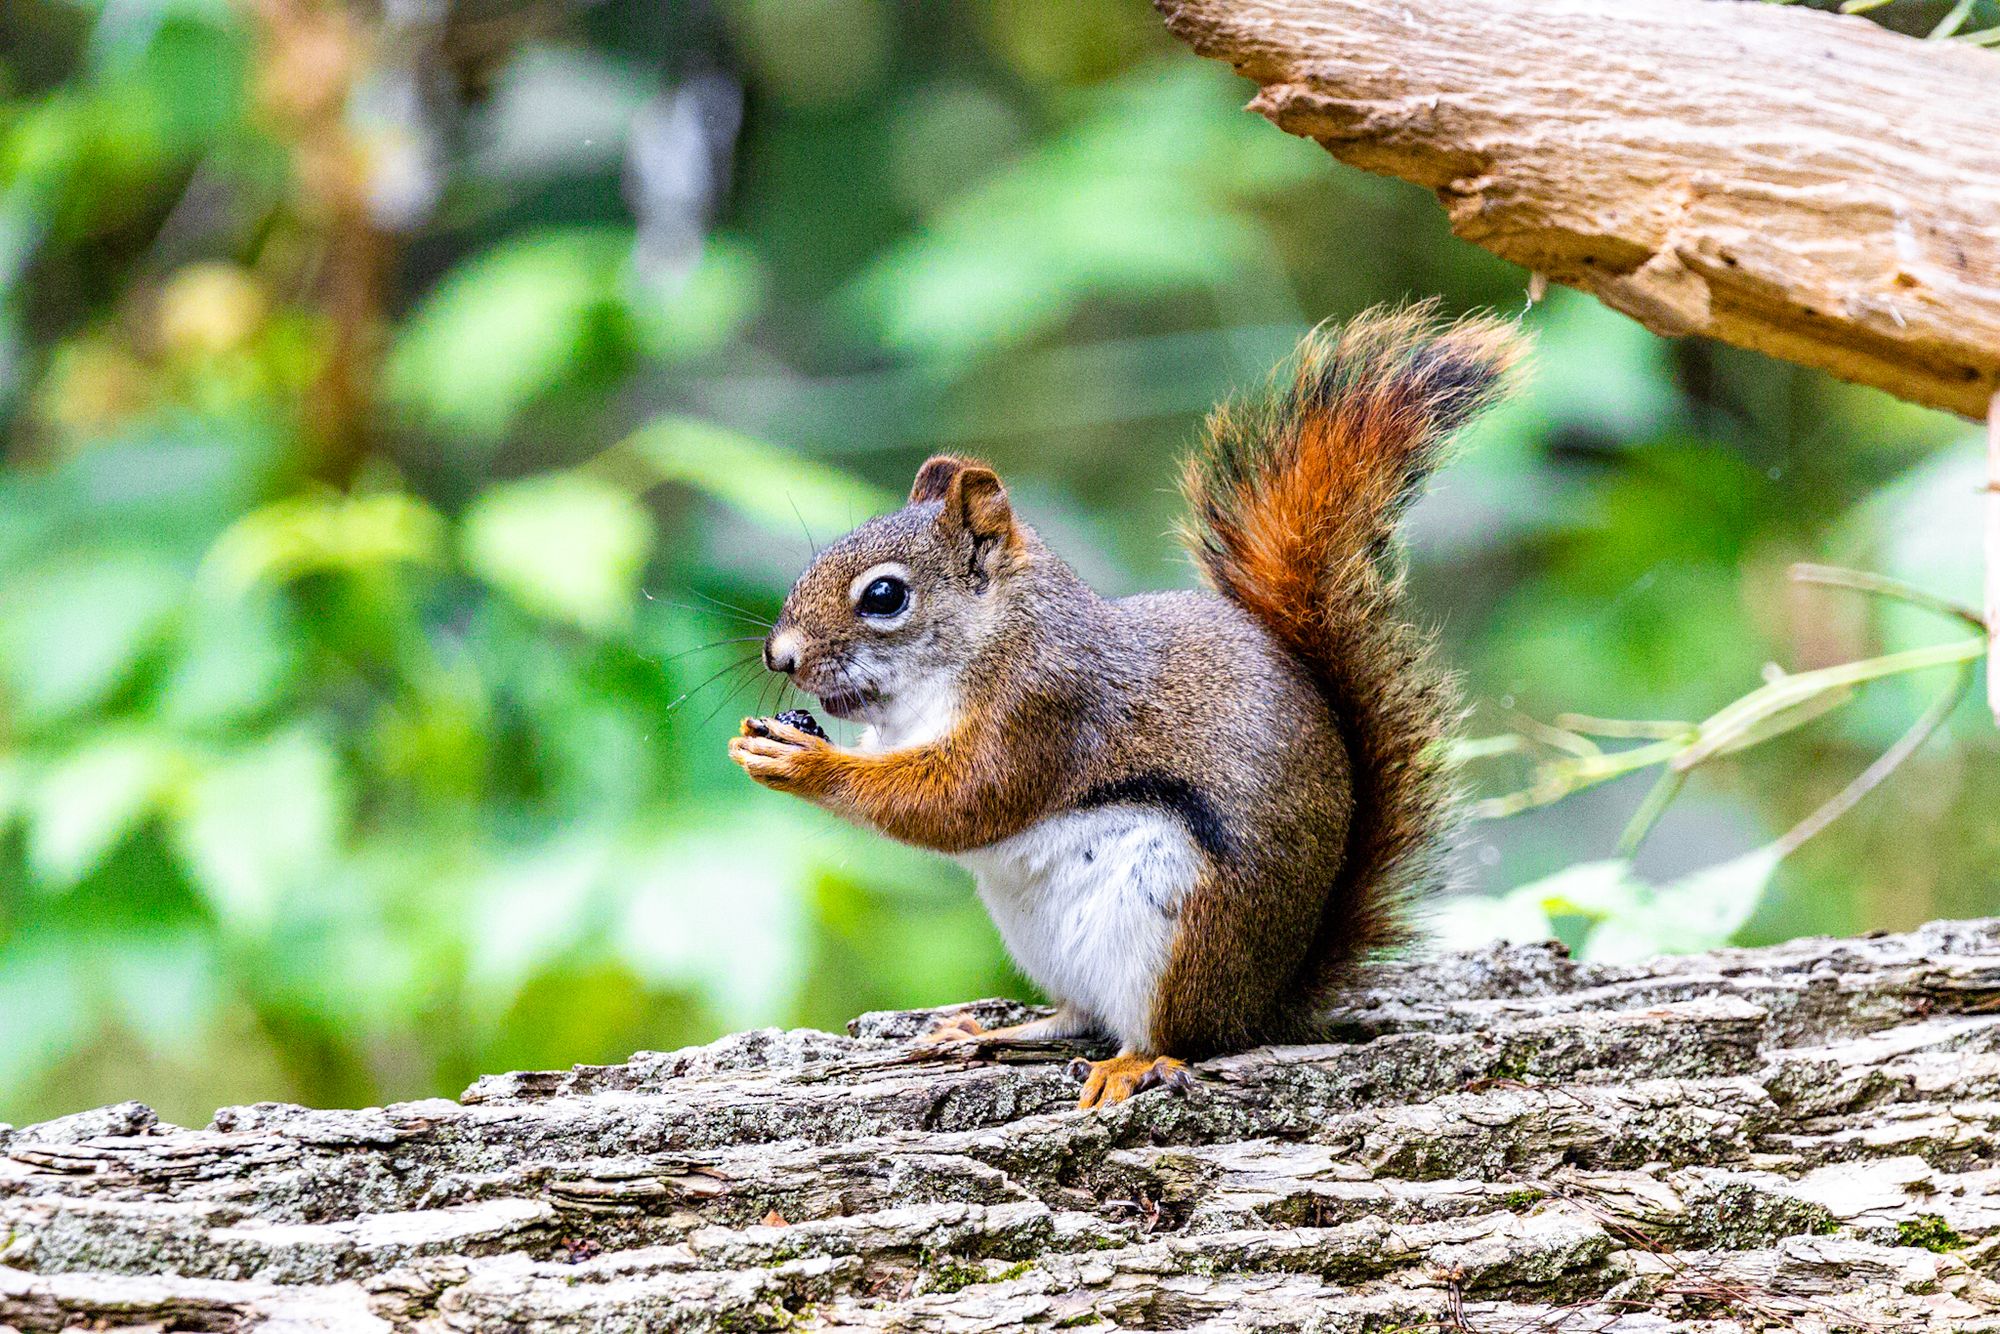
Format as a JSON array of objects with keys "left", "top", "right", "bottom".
[{"left": 856, "top": 576, "right": 909, "bottom": 618}]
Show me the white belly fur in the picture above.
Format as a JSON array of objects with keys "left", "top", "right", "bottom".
[{"left": 955, "top": 806, "right": 1201, "bottom": 1052}]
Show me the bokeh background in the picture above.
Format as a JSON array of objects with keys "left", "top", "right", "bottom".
[{"left": 2, "top": 0, "right": 1994, "bottom": 1127}]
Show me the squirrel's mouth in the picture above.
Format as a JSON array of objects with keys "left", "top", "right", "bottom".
[{"left": 813, "top": 686, "right": 873, "bottom": 720}]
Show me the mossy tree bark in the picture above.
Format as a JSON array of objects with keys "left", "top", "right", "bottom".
[
  {"left": 5, "top": 921, "right": 2000, "bottom": 1330},
  {"left": 1155, "top": 0, "right": 2000, "bottom": 420}
]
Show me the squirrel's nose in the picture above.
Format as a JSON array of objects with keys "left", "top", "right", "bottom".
[{"left": 764, "top": 629, "right": 801, "bottom": 675}]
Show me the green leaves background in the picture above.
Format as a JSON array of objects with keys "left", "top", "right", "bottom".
[{"left": 0, "top": 0, "right": 1993, "bottom": 1125}]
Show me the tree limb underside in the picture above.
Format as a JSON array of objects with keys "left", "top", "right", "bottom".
[{"left": 1157, "top": 0, "right": 2000, "bottom": 419}]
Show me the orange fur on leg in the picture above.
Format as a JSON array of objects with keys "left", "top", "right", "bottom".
[{"left": 730, "top": 712, "right": 1056, "bottom": 853}]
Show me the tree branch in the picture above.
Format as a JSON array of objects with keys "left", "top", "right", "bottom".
[
  {"left": 1155, "top": 0, "right": 2000, "bottom": 418},
  {"left": 6, "top": 923, "right": 2000, "bottom": 1329}
]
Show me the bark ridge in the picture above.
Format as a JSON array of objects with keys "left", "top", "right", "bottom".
[{"left": 5, "top": 920, "right": 2000, "bottom": 1330}]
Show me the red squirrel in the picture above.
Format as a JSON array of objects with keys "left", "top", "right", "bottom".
[{"left": 730, "top": 307, "right": 1525, "bottom": 1108}]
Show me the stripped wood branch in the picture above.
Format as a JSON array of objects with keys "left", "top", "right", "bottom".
[
  {"left": 1154, "top": 0, "right": 2000, "bottom": 417},
  {"left": 1989, "top": 393, "right": 1999, "bottom": 722}
]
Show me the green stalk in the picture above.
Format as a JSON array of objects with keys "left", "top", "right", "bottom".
[{"left": 1671, "top": 638, "right": 1981, "bottom": 772}]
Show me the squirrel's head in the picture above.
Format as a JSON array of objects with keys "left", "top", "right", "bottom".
[{"left": 764, "top": 455, "right": 1026, "bottom": 736}]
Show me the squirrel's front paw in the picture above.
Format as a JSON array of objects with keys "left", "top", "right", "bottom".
[{"left": 729, "top": 716, "right": 830, "bottom": 792}]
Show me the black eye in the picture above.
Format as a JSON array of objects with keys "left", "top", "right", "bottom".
[{"left": 857, "top": 576, "right": 909, "bottom": 618}]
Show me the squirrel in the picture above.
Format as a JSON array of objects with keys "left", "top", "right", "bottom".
[{"left": 729, "top": 306, "right": 1525, "bottom": 1108}]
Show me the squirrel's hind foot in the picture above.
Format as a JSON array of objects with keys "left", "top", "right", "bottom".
[
  {"left": 916, "top": 1014, "right": 992, "bottom": 1045},
  {"left": 1068, "top": 1053, "right": 1192, "bottom": 1109}
]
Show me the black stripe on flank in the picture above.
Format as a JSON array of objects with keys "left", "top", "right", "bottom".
[{"left": 1076, "top": 773, "right": 1235, "bottom": 864}]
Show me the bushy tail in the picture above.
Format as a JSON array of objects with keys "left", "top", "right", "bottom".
[{"left": 1180, "top": 304, "right": 1525, "bottom": 982}]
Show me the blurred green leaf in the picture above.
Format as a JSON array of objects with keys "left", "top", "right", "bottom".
[
  {"left": 1484, "top": 561, "right": 1770, "bottom": 722},
  {"left": 463, "top": 835, "right": 609, "bottom": 1011},
  {"left": 1446, "top": 849, "right": 1780, "bottom": 964},
  {"left": 156, "top": 591, "right": 301, "bottom": 730},
  {"left": 1516, "top": 291, "right": 1677, "bottom": 442},
  {"left": 1530, "top": 857, "right": 1648, "bottom": 923},
  {"left": 100, "top": 929, "right": 223, "bottom": 1052},
  {"left": 1844, "top": 441, "right": 1986, "bottom": 652},
  {"left": 1426, "top": 878, "right": 1562, "bottom": 953},
  {"left": 847, "top": 62, "right": 1311, "bottom": 360},
  {"left": 25, "top": 732, "right": 177, "bottom": 889},
  {"left": 616, "top": 814, "right": 814, "bottom": 1027},
  {"left": 170, "top": 727, "right": 346, "bottom": 932},
  {"left": 30, "top": 418, "right": 280, "bottom": 552},
  {"left": 461, "top": 472, "right": 654, "bottom": 633},
  {"left": 1582, "top": 847, "right": 1781, "bottom": 963},
  {"left": 384, "top": 228, "right": 636, "bottom": 441},
  {"left": 0, "top": 756, "right": 23, "bottom": 836},
  {"left": 633, "top": 238, "right": 765, "bottom": 361},
  {"left": 623, "top": 417, "right": 893, "bottom": 539},
  {"left": 249, "top": 837, "right": 467, "bottom": 1034},
  {"left": 0, "top": 932, "right": 94, "bottom": 1094},
  {"left": 124, "top": 17, "right": 246, "bottom": 151},
  {"left": 0, "top": 555, "right": 184, "bottom": 727},
  {"left": 201, "top": 492, "right": 446, "bottom": 592}
]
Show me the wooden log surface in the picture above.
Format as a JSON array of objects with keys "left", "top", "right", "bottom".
[
  {"left": 1155, "top": 0, "right": 2000, "bottom": 419},
  {"left": 6, "top": 920, "right": 2000, "bottom": 1330}
]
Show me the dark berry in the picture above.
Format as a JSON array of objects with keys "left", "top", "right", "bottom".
[{"left": 775, "top": 709, "right": 827, "bottom": 740}]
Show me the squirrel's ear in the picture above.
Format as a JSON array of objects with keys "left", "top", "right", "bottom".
[
  {"left": 909, "top": 455, "right": 972, "bottom": 504},
  {"left": 938, "top": 465, "right": 1021, "bottom": 584},
  {"left": 949, "top": 466, "right": 1013, "bottom": 540}
]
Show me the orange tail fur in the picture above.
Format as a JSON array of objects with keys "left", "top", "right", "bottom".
[{"left": 1179, "top": 304, "right": 1526, "bottom": 979}]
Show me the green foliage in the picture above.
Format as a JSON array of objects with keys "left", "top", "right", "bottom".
[
  {"left": 1434, "top": 850, "right": 1780, "bottom": 962},
  {"left": 849, "top": 62, "right": 1321, "bottom": 360},
  {"left": 619, "top": 418, "right": 895, "bottom": 542},
  {"left": 1897, "top": 1214, "right": 1966, "bottom": 1252},
  {"left": 463, "top": 473, "right": 654, "bottom": 632},
  {"left": 386, "top": 229, "right": 642, "bottom": 442},
  {"left": 0, "top": 0, "right": 1992, "bottom": 1127}
]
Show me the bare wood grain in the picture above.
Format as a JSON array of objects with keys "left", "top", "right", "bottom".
[{"left": 1155, "top": 0, "right": 2000, "bottom": 418}]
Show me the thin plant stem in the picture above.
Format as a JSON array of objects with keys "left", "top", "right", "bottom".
[
  {"left": 1671, "top": 638, "right": 1980, "bottom": 771},
  {"left": 1929, "top": 0, "right": 1978, "bottom": 38},
  {"left": 1617, "top": 768, "right": 1688, "bottom": 856},
  {"left": 1772, "top": 666, "right": 1973, "bottom": 856},
  {"left": 1454, "top": 734, "right": 1533, "bottom": 762},
  {"left": 1463, "top": 566, "right": 1983, "bottom": 835},
  {"left": 1554, "top": 714, "right": 1696, "bottom": 742},
  {"left": 1789, "top": 562, "right": 1984, "bottom": 632}
]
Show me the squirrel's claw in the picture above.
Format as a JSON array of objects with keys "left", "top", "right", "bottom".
[
  {"left": 728, "top": 720, "right": 828, "bottom": 792},
  {"left": 739, "top": 716, "right": 824, "bottom": 748},
  {"left": 1071, "top": 1053, "right": 1192, "bottom": 1109},
  {"left": 730, "top": 716, "right": 831, "bottom": 789}
]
